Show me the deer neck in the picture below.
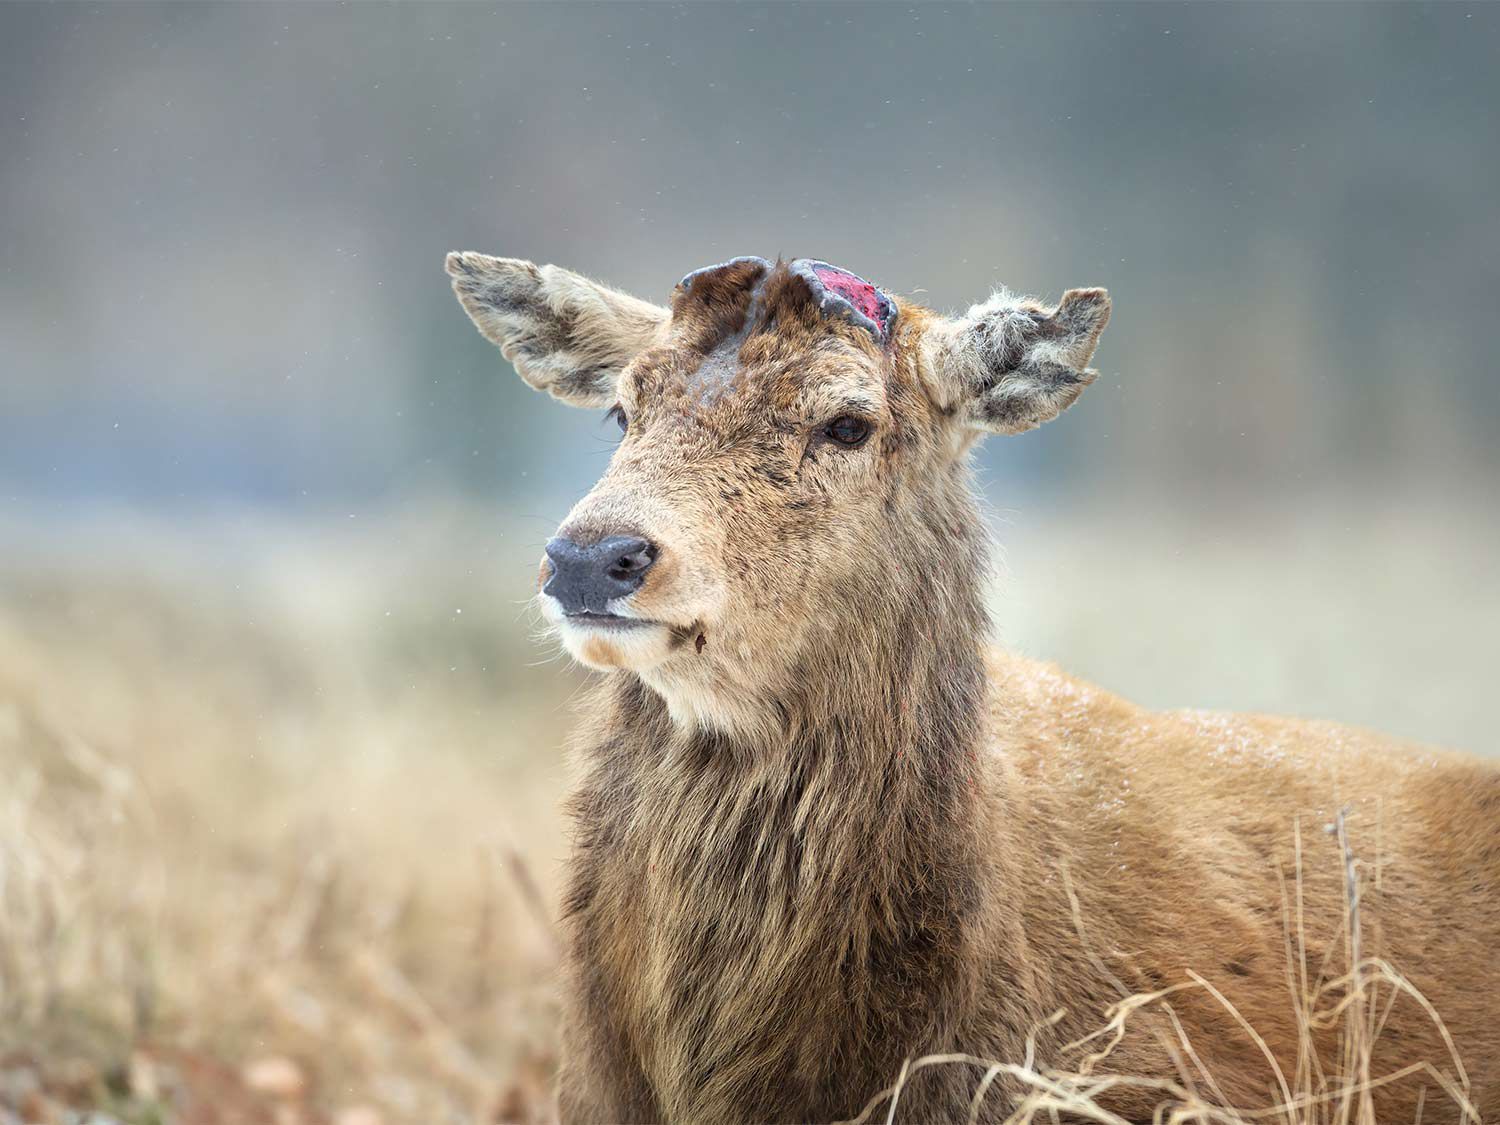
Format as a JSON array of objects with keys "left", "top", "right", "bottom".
[{"left": 574, "top": 509, "right": 996, "bottom": 1115}]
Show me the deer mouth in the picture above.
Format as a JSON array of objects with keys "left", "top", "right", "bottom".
[{"left": 560, "top": 611, "right": 657, "bottom": 631}]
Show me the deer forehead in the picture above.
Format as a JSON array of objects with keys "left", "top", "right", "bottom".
[{"left": 622, "top": 258, "right": 895, "bottom": 420}]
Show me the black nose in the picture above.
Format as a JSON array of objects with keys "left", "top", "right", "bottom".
[{"left": 543, "top": 535, "right": 658, "bottom": 615}]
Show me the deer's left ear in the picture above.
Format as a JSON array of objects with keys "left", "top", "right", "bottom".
[{"left": 921, "top": 287, "right": 1110, "bottom": 434}]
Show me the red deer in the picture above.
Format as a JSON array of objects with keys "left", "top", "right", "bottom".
[{"left": 445, "top": 251, "right": 1499, "bottom": 1124}]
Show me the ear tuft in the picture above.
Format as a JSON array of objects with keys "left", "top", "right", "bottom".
[
  {"left": 444, "top": 251, "right": 669, "bottom": 407},
  {"left": 1055, "top": 287, "right": 1112, "bottom": 343},
  {"left": 924, "top": 285, "right": 1111, "bottom": 435}
]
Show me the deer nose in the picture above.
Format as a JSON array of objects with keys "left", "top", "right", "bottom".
[{"left": 543, "top": 535, "right": 658, "bottom": 615}]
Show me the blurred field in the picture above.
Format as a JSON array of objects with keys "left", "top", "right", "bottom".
[
  {"left": 0, "top": 495, "right": 1494, "bottom": 1123},
  {"left": 0, "top": 503, "right": 580, "bottom": 1123}
]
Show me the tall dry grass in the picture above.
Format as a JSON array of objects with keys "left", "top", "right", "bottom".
[
  {"left": 843, "top": 812, "right": 1479, "bottom": 1125},
  {"left": 0, "top": 512, "right": 578, "bottom": 1122}
]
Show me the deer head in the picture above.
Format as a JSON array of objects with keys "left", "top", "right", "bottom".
[{"left": 446, "top": 252, "right": 1109, "bottom": 735}]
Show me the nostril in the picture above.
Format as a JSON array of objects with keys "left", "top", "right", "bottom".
[{"left": 605, "top": 538, "right": 657, "bottom": 581}]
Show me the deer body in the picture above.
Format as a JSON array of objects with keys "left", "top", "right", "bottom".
[{"left": 446, "top": 252, "right": 1500, "bottom": 1123}]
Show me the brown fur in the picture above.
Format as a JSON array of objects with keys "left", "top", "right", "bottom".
[{"left": 445, "top": 252, "right": 1500, "bottom": 1124}]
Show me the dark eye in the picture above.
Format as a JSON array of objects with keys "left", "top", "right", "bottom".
[
  {"left": 606, "top": 404, "right": 628, "bottom": 434},
  {"left": 823, "top": 415, "right": 871, "bottom": 448}
]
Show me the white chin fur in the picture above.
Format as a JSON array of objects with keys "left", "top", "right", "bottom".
[
  {"left": 543, "top": 601, "right": 677, "bottom": 672},
  {"left": 540, "top": 598, "right": 757, "bottom": 733}
]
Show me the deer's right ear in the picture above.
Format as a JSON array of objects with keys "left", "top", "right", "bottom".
[
  {"left": 445, "top": 252, "right": 670, "bottom": 407},
  {"left": 921, "top": 287, "right": 1110, "bottom": 435}
]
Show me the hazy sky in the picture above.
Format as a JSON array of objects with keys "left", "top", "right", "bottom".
[{"left": 2, "top": 2, "right": 1497, "bottom": 514}]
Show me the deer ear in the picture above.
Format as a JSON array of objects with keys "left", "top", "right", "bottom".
[
  {"left": 923, "top": 287, "right": 1110, "bottom": 435},
  {"left": 445, "top": 252, "right": 670, "bottom": 407}
]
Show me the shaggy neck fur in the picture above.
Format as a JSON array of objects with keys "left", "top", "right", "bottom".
[{"left": 562, "top": 467, "right": 1026, "bottom": 1123}]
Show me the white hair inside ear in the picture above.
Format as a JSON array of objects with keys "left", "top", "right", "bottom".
[{"left": 445, "top": 252, "right": 670, "bottom": 408}]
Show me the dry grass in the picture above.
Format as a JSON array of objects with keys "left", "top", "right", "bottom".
[
  {"left": 841, "top": 811, "right": 1479, "bottom": 1125},
  {"left": 0, "top": 503, "right": 1491, "bottom": 1123},
  {"left": 0, "top": 511, "right": 578, "bottom": 1123}
]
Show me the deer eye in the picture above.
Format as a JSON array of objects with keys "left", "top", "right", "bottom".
[
  {"left": 606, "top": 404, "right": 628, "bottom": 434},
  {"left": 823, "top": 415, "right": 871, "bottom": 448}
]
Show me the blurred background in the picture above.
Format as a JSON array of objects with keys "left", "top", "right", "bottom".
[{"left": 1, "top": 3, "right": 1496, "bottom": 1122}]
